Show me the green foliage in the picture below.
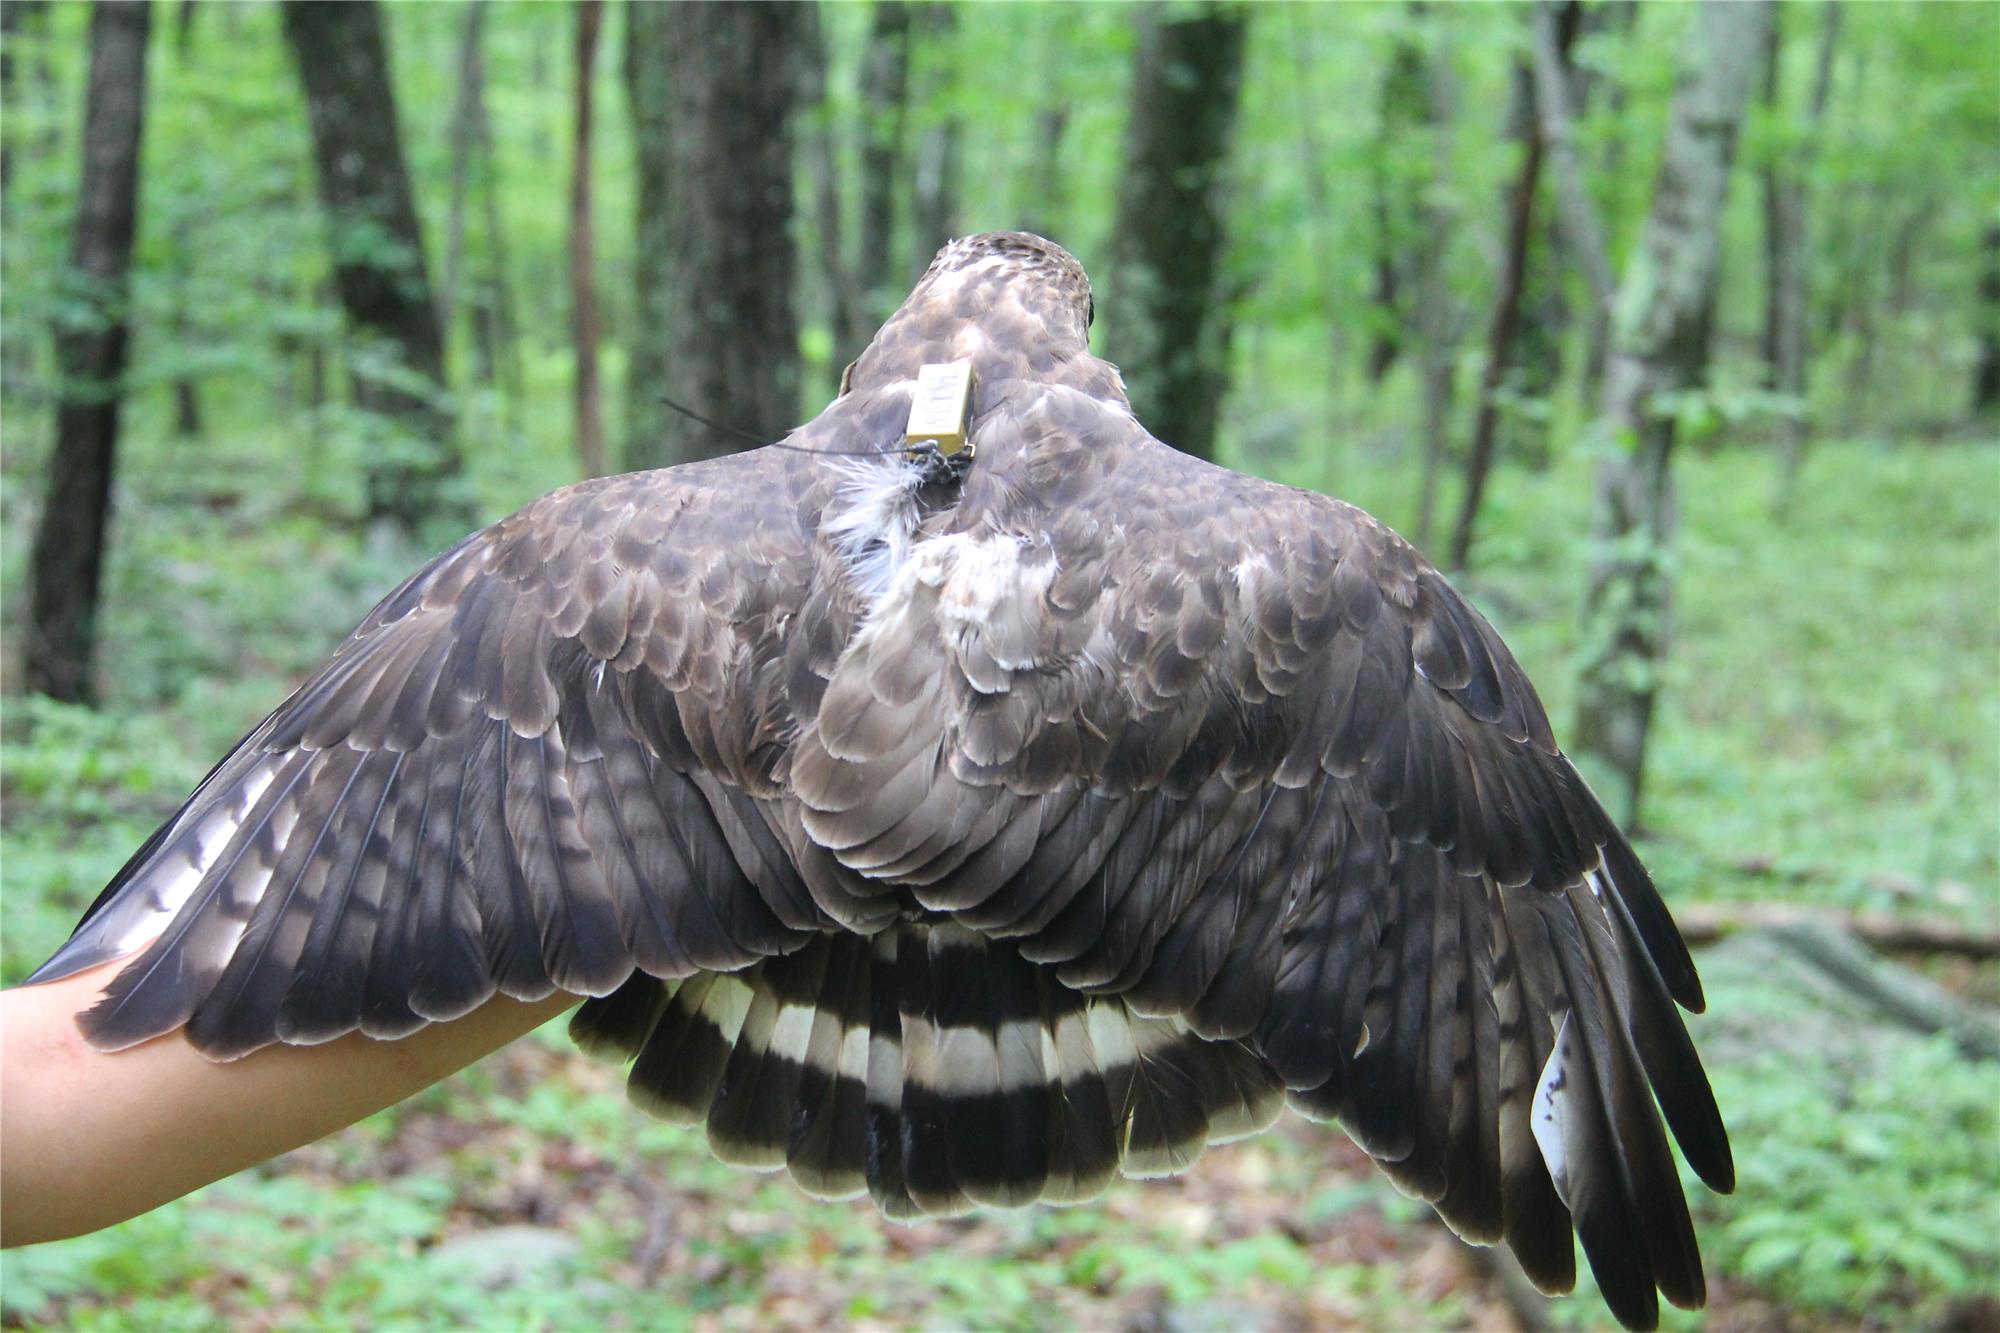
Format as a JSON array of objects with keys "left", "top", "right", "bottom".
[{"left": 1710, "top": 1036, "right": 1996, "bottom": 1319}]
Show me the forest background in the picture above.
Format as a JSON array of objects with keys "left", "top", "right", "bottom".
[{"left": 0, "top": 1, "right": 1995, "bottom": 1329}]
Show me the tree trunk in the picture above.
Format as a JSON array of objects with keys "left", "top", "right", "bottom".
[
  {"left": 1766, "top": 1, "right": 1841, "bottom": 507},
  {"left": 167, "top": 6, "right": 202, "bottom": 439},
  {"left": 0, "top": 2, "right": 22, "bottom": 203},
  {"left": 1506, "top": 47, "right": 1570, "bottom": 449},
  {"left": 909, "top": 3, "right": 961, "bottom": 269},
  {"left": 1288, "top": 9, "right": 1348, "bottom": 452},
  {"left": 1449, "top": 59, "right": 1547, "bottom": 572},
  {"left": 623, "top": 0, "right": 670, "bottom": 461},
  {"left": 1572, "top": 0, "right": 1772, "bottom": 827},
  {"left": 849, "top": 0, "right": 911, "bottom": 355},
  {"left": 169, "top": 223, "right": 202, "bottom": 440},
  {"left": 1104, "top": 3, "right": 1249, "bottom": 462},
  {"left": 441, "top": 3, "right": 517, "bottom": 442},
  {"left": 1529, "top": 0, "right": 1614, "bottom": 380},
  {"left": 569, "top": 0, "right": 604, "bottom": 477},
  {"left": 24, "top": 0, "right": 151, "bottom": 704},
  {"left": 282, "top": 0, "right": 459, "bottom": 540},
  {"left": 473, "top": 32, "right": 521, "bottom": 435},
  {"left": 1363, "top": 33, "right": 1426, "bottom": 387},
  {"left": 1023, "top": 99, "right": 1068, "bottom": 244},
  {"left": 441, "top": 3, "right": 483, "bottom": 343},
  {"left": 799, "top": 1, "right": 854, "bottom": 396},
  {"left": 1975, "top": 222, "right": 2000, "bottom": 419},
  {"left": 626, "top": 0, "right": 802, "bottom": 469},
  {"left": 1, "top": 0, "right": 51, "bottom": 404},
  {"left": 1593, "top": 0, "right": 1640, "bottom": 225},
  {"left": 1410, "top": 15, "right": 1460, "bottom": 556}
]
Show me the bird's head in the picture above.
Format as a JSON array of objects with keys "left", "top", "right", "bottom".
[{"left": 841, "top": 232, "right": 1102, "bottom": 396}]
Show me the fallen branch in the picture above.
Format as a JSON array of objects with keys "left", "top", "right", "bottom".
[{"left": 1677, "top": 903, "right": 2000, "bottom": 961}]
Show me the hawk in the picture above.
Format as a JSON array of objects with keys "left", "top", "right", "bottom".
[{"left": 29, "top": 232, "right": 1729, "bottom": 1329}]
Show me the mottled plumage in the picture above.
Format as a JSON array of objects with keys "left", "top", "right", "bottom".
[{"left": 31, "top": 232, "right": 1729, "bottom": 1331}]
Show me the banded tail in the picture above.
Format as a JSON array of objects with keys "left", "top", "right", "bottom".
[{"left": 571, "top": 922, "right": 1285, "bottom": 1216}]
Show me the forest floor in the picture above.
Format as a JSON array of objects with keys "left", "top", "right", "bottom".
[{"left": 2, "top": 435, "right": 1995, "bottom": 1330}]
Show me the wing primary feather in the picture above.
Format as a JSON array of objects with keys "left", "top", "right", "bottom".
[
  {"left": 1600, "top": 872, "right": 1734, "bottom": 1192},
  {"left": 1491, "top": 884, "right": 1578, "bottom": 1296},
  {"left": 406, "top": 731, "right": 495, "bottom": 1024},
  {"left": 77, "top": 753, "right": 319, "bottom": 1050},
  {"left": 186, "top": 748, "right": 372, "bottom": 1056},
  {"left": 278, "top": 750, "right": 408, "bottom": 1043},
  {"left": 1531, "top": 906, "right": 1662, "bottom": 1331},
  {"left": 358, "top": 743, "right": 432, "bottom": 1039},
  {"left": 1566, "top": 890, "right": 1710, "bottom": 1311}
]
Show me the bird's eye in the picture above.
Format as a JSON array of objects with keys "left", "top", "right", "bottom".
[{"left": 1086, "top": 295, "right": 1096, "bottom": 329}]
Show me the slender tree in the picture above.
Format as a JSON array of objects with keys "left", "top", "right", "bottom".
[
  {"left": 1572, "top": 0, "right": 1774, "bottom": 824},
  {"left": 166, "top": 0, "right": 201, "bottom": 439},
  {"left": 441, "top": 3, "right": 484, "bottom": 344},
  {"left": 849, "top": 0, "right": 912, "bottom": 356},
  {"left": 799, "top": 1, "right": 855, "bottom": 394},
  {"left": 24, "top": 0, "right": 151, "bottom": 703},
  {"left": 282, "top": 0, "right": 459, "bottom": 539},
  {"left": 1288, "top": 10, "right": 1348, "bottom": 444},
  {"left": 1449, "top": 62, "right": 1547, "bottom": 573},
  {"left": 1104, "top": 2, "right": 1249, "bottom": 461},
  {"left": 1408, "top": 9, "right": 1461, "bottom": 556},
  {"left": 1363, "top": 31, "right": 1426, "bottom": 385},
  {"left": 1450, "top": 4, "right": 1584, "bottom": 571},
  {"left": 0, "top": 2, "right": 24, "bottom": 204},
  {"left": 626, "top": 1, "right": 803, "bottom": 468},
  {"left": 1021, "top": 37, "right": 1069, "bottom": 246},
  {"left": 909, "top": 2, "right": 961, "bottom": 268},
  {"left": 1762, "top": 0, "right": 1842, "bottom": 505},
  {"left": 1, "top": 0, "right": 52, "bottom": 403},
  {"left": 623, "top": 0, "right": 670, "bottom": 459},
  {"left": 1976, "top": 222, "right": 2000, "bottom": 420},
  {"left": 1529, "top": 0, "right": 1616, "bottom": 377},
  {"left": 569, "top": 0, "right": 604, "bottom": 477},
  {"left": 442, "top": 5, "right": 523, "bottom": 432}
]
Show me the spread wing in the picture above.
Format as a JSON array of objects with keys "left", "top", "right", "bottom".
[
  {"left": 27, "top": 450, "right": 840, "bottom": 1059},
  {"left": 26, "top": 366, "right": 1726, "bottom": 1327},
  {"left": 785, "top": 386, "right": 1732, "bottom": 1329}
]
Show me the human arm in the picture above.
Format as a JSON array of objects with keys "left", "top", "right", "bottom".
[{"left": 0, "top": 961, "right": 576, "bottom": 1248}]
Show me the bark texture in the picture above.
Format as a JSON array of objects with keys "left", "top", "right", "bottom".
[
  {"left": 1573, "top": 0, "right": 1773, "bottom": 825},
  {"left": 626, "top": 0, "right": 802, "bottom": 469},
  {"left": 1104, "top": 3, "right": 1248, "bottom": 462},
  {"left": 24, "top": 0, "right": 151, "bottom": 703},
  {"left": 283, "top": 0, "right": 458, "bottom": 538}
]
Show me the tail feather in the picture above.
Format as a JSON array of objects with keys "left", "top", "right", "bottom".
[
  {"left": 782, "top": 934, "right": 873, "bottom": 1198},
  {"left": 572, "top": 920, "right": 1284, "bottom": 1217}
]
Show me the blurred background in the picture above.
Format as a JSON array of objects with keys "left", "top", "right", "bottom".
[{"left": 0, "top": 1, "right": 1994, "bottom": 1328}]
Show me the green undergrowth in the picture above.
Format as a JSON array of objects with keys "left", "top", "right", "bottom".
[{"left": 2, "top": 432, "right": 1995, "bottom": 1328}]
